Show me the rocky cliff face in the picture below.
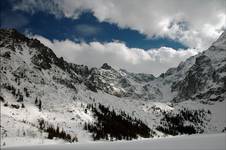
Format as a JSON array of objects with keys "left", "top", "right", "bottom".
[{"left": 170, "top": 32, "right": 226, "bottom": 103}]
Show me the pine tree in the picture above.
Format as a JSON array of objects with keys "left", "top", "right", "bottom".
[
  {"left": 38, "top": 100, "right": 42, "bottom": 111},
  {"left": 21, "top": 103, "right": 25, "bottom": 108},
  {"left": 35, "top": 97, "right": 38, "bottom": 105}
]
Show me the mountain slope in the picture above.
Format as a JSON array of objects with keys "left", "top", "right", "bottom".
[{"left": 0, "top": 29, "right": 225, "bottom": 147}]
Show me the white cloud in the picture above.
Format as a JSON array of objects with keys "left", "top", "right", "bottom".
[
  {"left": 13, "top": 0, "right": 226, "bottom": 49},
  {"left": 31, "top": 35, "right": 197, "bottom": 76},
  {"left": 75, "top": 24, "right": 101, "bottom": 36},
  {"left": 12, "top": 0, "right": 65, "bottom": 18}
]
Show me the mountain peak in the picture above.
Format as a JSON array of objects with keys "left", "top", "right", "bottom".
[
  {"left": 0, "top": 28, "right": 28, "bottom": 42},
  {"left": 212, "top": 30, "right": 226, "bottom": 49},
  {"left": 101, "top": 63, "right": 112, "bottom": 70}
]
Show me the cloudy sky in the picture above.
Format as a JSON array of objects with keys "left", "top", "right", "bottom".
[{"left": 1, "top": 0, "right": 225, "bottom": 76}]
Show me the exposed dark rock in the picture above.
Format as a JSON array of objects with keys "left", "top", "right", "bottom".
[
  {"left": 84, "top": 80, "right": 98, "bottom": 92},
  {"left": 130, "top": 73, "right": 155, "bottom": 82},
  {"left": 165, "top": 68, "right": 177, "bottom": 76},
  {"left": 69, "top": 63, "right": 90, "bottom": 77},
  {"left": 172, "top": 55, "right": 215, "bottom": 102},
  {"left": 52, "top": 76, "right": 77, "bottom": 91},
  {"left": 0, "top": 96, "right": 5, "bottom": 102},
  {"left": 101, "top": 63, "right": 112, "bottom": 70},
  {"left": 31, "top": 54, "right": 52, "bottom": 69},
  {"left": 119, "top": 78, "right": 131, "bottom": 88},
  {"left": 0, "top": 29, "right": 28, "bottom": 43},
  {"left": 195, "top": 87, "right": 225, "bottom": 101},
  {"left": 1, "top": 51, "right": 11, "bottom": 58}
]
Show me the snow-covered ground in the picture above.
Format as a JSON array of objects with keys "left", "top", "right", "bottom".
[{"left": 2, "top": 133, "right": 225, "bottom": 150}]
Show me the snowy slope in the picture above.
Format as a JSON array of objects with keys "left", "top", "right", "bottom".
[
  {"left": 2, "top": 133, "right": 226, "bottom": 150},
  {"left": 0, "top": 29, "right": 225, "bottom": 147}
]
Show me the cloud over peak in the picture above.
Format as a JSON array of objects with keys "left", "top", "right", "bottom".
[{"left": 31, "top": 34, "right": 197, "bottom": 76}]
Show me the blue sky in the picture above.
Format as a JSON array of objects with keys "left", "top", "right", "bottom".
[
  {"left": 0, "top": 0, "right": 225, "bottom": 75},
  {"left": 0, "top": 0, "right": 186, "bottom": 50}
]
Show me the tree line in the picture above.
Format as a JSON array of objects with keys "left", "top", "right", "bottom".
[
  {"left": 156, "top": 108, "right": 210, "bottom": 135},
  {"left": 84, "top": 103, "right": 154, "bottom": 141}
]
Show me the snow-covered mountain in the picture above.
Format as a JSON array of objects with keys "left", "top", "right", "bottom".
[
  {"left": 87, "top": 33, "right": 226, "bottom": 103},
  {"left": 0, "top": 29, "right": 225, "bottom": 147}
]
